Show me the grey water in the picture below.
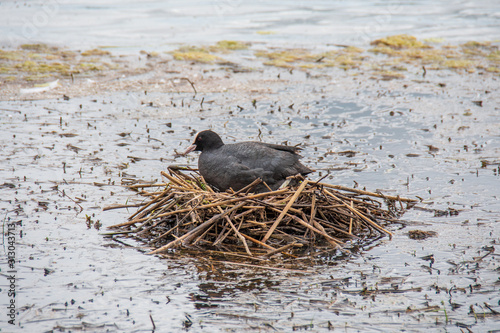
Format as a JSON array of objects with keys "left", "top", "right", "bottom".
[
  {"left": 1, "top": 1, "right": 499, "bottom": 332},
  {"left": 1, "top": 0, "right": 499, "bottom": 52}
]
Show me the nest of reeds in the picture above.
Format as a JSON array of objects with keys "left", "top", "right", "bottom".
[{"left": 105, "top": 166, "right": 417, "bottom": 258}]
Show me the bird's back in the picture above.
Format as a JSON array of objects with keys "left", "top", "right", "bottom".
[{"left": 198, "top": 141, "right": 312, "bottom": 192}]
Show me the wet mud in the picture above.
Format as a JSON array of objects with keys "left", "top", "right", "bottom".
[{"left": 1, "top": 38, "right": 499, "bottom": 332}]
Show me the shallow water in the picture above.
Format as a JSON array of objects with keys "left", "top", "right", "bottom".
[
  {"left": 1, "top": 1, "right": 500, "bottom": 332},
  {"left": 1, "top": 71, "right": 499, "bottom": 331}
]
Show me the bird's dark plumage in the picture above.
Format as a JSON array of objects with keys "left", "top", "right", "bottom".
[{"left": 183, "top": 130, "right": 313, "bottom": 193}]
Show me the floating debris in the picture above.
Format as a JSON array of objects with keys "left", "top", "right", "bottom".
[{"left": 408, "top": 229, "right": 437, "bottom": 240}]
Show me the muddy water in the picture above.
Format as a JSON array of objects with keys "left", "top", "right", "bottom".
[{"left": 1, "top": 63, "right": 499, "bottom": 332}]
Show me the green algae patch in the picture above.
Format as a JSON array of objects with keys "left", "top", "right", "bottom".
[
  {"left": 369, "top": 34, "right": 434, "bottom": 61},
  {"left": 213, "top": 40, "right": 249, "bottom": 51},
  {"left": 81, "top": 48, "right": 111, "bottom": 56},
  {"left": 0, "top": 44, "right": 125, "bottom": 84},
  {"left": 172, "top": 51, "right": 219, "bottom": 63},
  {"left": 322, "top": 51, "right": 365, "bottom": 70},
  {"left": 172, "top": 50, "right": 221, "bottom": 63},
  {"left": 14, "top": 60, "right": 71, "bottom": 75},
  {"left": 443, "top": 59, "right": 475, "bottom": 69},
  {"left": 20, "top": 43, "right": 54, "bottom": 52},
  {"left": 256, "top": 49, "right": 328, "bottom": 69},
  {"left": 401, "top": 48, "right": 447, "bottom": 61},
  {"left": 462, "top": 41, "right": 491, "bottom": 48},
  {"left": 256, "top": 49, "right": 319, "bottom": 63},
  {"left": 24, "top": 74, "right": 51, "bottom": 81},
  {"left": 367, "top": 35, "right": 500, "bottom": 76},
  {"left": 486, "top": 66, "right": 500, "bottom": 73},
  {"left": 0, "top": 50, "right": 24, "bottom": 60},
  {"left": 299, "top": 63, "right": 323, "bottom": 69},
  {"left": 171, "top": 45, "right": 224, "bottom": 63},
  {"left": 343, "top": 46, "right": 364, "bottom": 54},
  {"left": 170, "top": 41, "right": 249, "bottom": 63},
  {"left": 77, "top": 63, "right": 105, "bottom": 71},
  {"left": 256, "top": 30, "right": 276, "bottom": 35},
  {"left": 255, "top": 46, "right": 366, "bottom": 71},
  {"left": 487, "top": 51, "right": 500, "bottom": 62},
  {"left": 371, "top": 34, "right": 429, "bottom": 49},
  {"left": 1, "top": 34, "right": 498, "bottom": 91}
]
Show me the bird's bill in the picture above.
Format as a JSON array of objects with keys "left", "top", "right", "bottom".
[{"left": 183, "top": 144, "right": 197, "bottom": 155}]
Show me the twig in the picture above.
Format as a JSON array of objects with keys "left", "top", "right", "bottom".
[
  {"left": 150, "top": 314, "right": 156, "bottom": 330},
  {"left": 171, "top": 77, "right": 197, "bottom": 95},
  {"left": 263, "top": 242, "right": 302, "bottom": 257},
  {"left": 103, "top": 203, "right": 145, "bottom": 211},
  {"left": 126, "top": 183, "right": 167, "bottom": 189},
  {"left": 148, "top": 202, "right": 246, "bottom": 254},
  {"left": 263, "top": 180, "right": 308, "bottom": 243},
  {"left": 319, "top": 183, "right": 417, "bottom": 202},
  {"left": 291, "top": 215, "right": 343, "bottom": 248},
  {"left": 131, "top": 188, "right": 289, "bottom": 224},
  {"left": 324, "top": 189, "right": 393, "bottom": 237},
  {"left": 58, "top": 189, "right": 83, "bottom": 212}
]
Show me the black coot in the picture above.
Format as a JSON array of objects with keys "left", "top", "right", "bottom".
[{"left": 183, "top": 130, "right": 313, "bottom": 192}]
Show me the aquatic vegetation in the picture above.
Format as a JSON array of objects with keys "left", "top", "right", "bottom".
[
  {"left": 486, "top": 66, "right": 500, "bottom": 73},
  {"left": 462, "top": 41, "right": 491, "bottom": 48},
  {"left": 213, "top": 40, "right": 249, "bottom": 51},
  {"left": 20, "top": 43, "right": 53, "bottom": 52},
  {"left": 329, "top": 54, "right": 362, "bottom": 69},
  {"left": 171, "top": 41, "right": 248, "bottom": 63},
  {"left": 256, "top": 30, "right": 276, "bottom": 35},
  {"left": 367, "top": 35, "right": 499, "bottom": 76},
  {"left": 443, "top": 59, "right": 475, "bottom": 69},
  {"left": 14, "top": 60, "right": 70, "bottom": 74},
  {"left": 171, "top": 45, "right": 224, "bottom": 63},
  {"left": 256, "top": 47, "right": 365, "bottom": 71},
  {"left": 24, "top": 74, "right": 51, "bottom": 81},
  {"left": 257, "top": 49, "right": 330, "bottom": 69},
  {"left": 1, "top": 34, "right": 498, "bottom": 88},
  {"left": 487, "top": 51, "right": 500, "bottom": 62},
  {"left": 370, "top": 34, "right": 429, "bottom": 49},
  {"left": 263, "top": 59, "right": 295, "bottom": 68},
  {"left": 0, "top": 50, "right": 23, "bottom": 60},
  {"left": 423, "top": 37, "right": 445, "bottom": 44},
  {"left": 81, "top": 48, "right": 111, "bottom": 56},
  {"left": 172, "top": 50, "right": 221, "bottom": 63},
  {"left": 0, "top": 44, "right": 123, "bottom": 84},
  {"left": 167, "top": 35, "right": 499, "bottom": 79},
  {"left": 259, "top": 49, "right": 316, "bottom": 62},
  {"left": 77, "top": 62, "right": 105, "bottom": 71}
]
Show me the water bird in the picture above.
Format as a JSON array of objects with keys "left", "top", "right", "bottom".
[{"left": 183, "top": 130, "right": 313, "bottom": 192}]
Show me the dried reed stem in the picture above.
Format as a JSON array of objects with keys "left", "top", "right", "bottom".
[{"left": 106, "top": 167, "right": 412, "bottom": 259}]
